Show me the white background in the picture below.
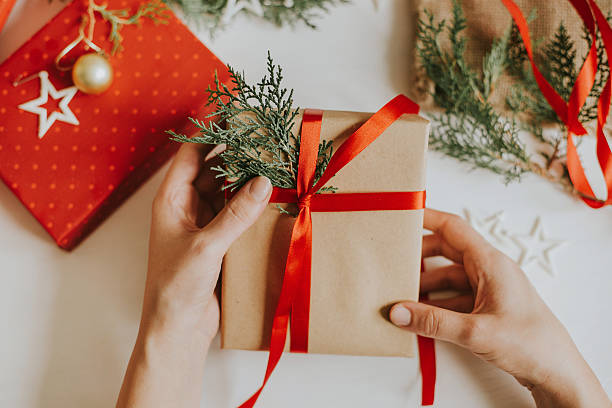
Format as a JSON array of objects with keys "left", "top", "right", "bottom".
[{"left": 1, "top": 1, "right": 611, "bottom": 407}]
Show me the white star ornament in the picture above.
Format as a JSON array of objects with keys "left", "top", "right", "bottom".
[
  {"left": 17, "top": 71, "right": 79, "bottom": 139},
  {"left": 464, "top": 209, "right": 508, "bottom": 245},
  {"left": 510, "top": 217, "right": 565, "bottom": 275}
]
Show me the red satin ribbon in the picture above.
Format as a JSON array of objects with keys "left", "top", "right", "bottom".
[
  {"left": 501, "top": 0, "right": 612, "bottom": 207},
  {"left": 238, "top": 95, "right": 432, "bottom": 407},
  {"left": 418, "top": 260, "right": 436, "bottom": 406}
]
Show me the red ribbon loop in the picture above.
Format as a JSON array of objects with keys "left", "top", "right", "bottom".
[{"left": 238, "top": 95, "right": 431, "bottom": 407}]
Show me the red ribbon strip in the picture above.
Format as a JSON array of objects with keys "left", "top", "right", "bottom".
[
  {"left": 238, "top": 95, "right": 432, "bottom": 407},
  {"left": 417, "top": 259, "right": 436, "bottom": 406},
  {"left": 417, "top": 313, "right": 436, "bottom": 406},
  {"left": 501, "top": 0, "right": 612, "bottom": 207}
]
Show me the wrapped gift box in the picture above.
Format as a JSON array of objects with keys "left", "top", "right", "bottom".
[
  {"left": 0, "top": 0, "right": 229, "bottom": 249},
  {"left": 221, "top": 108, "right": 430, "bottom": 357}
]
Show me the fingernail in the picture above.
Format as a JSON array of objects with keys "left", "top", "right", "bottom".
[
  {"left": 390, "top": 305, "right": 412, "bottom": 327},
  {"left": 249, "top": 176, "right": 272, "bottom": 201}
]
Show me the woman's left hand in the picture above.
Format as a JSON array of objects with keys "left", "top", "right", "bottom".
[{"left": 117, "top": 142, "right": 271, "bottom": 408}]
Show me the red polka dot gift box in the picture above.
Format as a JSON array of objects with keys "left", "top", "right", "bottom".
[{"left": 0, "top": 0, "right": 230, "bottom": 250}]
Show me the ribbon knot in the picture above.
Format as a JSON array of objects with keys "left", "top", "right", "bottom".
[{"left": 297, "top": 193, "right": 313, "bottom": 210}]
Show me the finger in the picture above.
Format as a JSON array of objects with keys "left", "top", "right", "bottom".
[
  {"left": 202, "top": 176, "right": 272, "bottom": 255},
  {"left": 153, "top": 143, "right": 212, "bottom": 228},
  {"left": 422, "top": 294, "right": 474, "bottom": 313},
  {"left": 420, "top": 264, "right": 470, "bottom": 293},
  {"left": 424, "top": 208, "right": 490, "bottom": 257},
  {"left": 390, "top": 301, "right": 475, "bottom": 347},
  {"left": 160, "top": 142, "right": 214, "bottom": 194},
  {"left": 195, "top": 194, "right": 216, "bottom": 229},
  {"left": 194, "top": 155, "right": 223, "bottom": 196},
  {"left": 422, "top": 233, "right": 463, "bottom": 263},
  {"left": 194, "top": 155, "right": 225, "bottom": 214}
]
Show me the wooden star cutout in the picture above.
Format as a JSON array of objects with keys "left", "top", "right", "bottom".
[
  {"left": 509, "top": 217, "right": 565, "bottom": 275},
  {"left": 464, "top": 209, "right": 508, "bottom": 245},
  {"left": 18, "top": 71, "right": 79, "bottom": 139}
]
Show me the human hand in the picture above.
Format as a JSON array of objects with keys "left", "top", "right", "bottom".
[
  {"left": 389, "top": 209, "right": 611, "bottom": 408},
  {"left": 144, "top": 142, "right": 272, "bottom": 340},
  {"left": 117, "top": 142, "right": 271, "bottom": 408}
]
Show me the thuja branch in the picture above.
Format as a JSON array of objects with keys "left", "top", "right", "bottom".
[
  {"left": 418, "top": 0, "right": 530, "bottom": 184},
  {"left": 165, "top": 0, "right": 349, "bottom": 32},
  {"left": 90, "top": 0, "right": 170, "bottom": 54},
  {"left": 168, "top": 52, "right": 334, "bottom": 193}
]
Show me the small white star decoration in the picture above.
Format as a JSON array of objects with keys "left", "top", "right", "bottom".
[
  {"left": 17, "top": 71, "right": 79, "bottom": 139},
  {"left": 510, "top": 217, "right": 565, "bottom": 274},
  {"left": 464, "top": 209, "right": 506, "bottom": 245},
  {"left": 464, "top": 209, "right": 566, "bottom": 275}
]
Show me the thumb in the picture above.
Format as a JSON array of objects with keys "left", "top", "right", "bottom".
[
  {"left": 203, "top": 176, "right": 272, "bottom": 255},
  {"left": 390, "top": 301, "right": 474, "bottom": 347}
]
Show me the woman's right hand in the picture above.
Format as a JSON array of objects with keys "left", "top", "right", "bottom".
[{"left": 390, "top": 208, "right": 611, "bottom": 408}]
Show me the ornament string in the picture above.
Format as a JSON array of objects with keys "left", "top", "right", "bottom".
[
  {"left": 55, "top": 8, "right": 104, "bottom": 72},
  {"left": 56, "top": 0, "right": 168, "bottom": 73},
  {"left": 12, "top": 72, "right": 41, "bottom": 87},
  {"left": 501, "top": 0, "right": 612, "bottom": 208},
  {"left": 234, "top": 95, "right": 429, "bottom": 407}
]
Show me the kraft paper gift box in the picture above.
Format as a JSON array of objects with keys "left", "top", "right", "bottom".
[{"left": 221, "top": 108, "right": 430, "bottom": 357}]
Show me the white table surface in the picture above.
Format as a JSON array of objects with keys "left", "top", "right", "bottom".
[{"left": 1, "top": 1, "right": 611, "bottom": 407}]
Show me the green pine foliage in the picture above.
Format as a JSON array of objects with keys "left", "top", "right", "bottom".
[
  {"left": 168, "top": 52, "right": 334, "bottom": 192},
  {"left": 417, "top": 1, "right": 530, "bottom": 184},
  {"left": 92, "top": 0, "right": 170, "bottom": 54},
  {"left": 261, "top": 0, "right": 349, "bottom": 29}
]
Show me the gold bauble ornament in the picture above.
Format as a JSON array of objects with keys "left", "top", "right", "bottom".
[{"left": 72, "top": 53, "right": 113, "bottom": 95}]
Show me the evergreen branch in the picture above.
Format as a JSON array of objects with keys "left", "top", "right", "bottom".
[
  {"left": 168, "top": 52, "right": 334, "bottom": 193},
  {"left": 165, "top": 0, "right": 348, "bottom": 32},
  {"left": 507, "top": 13, "right": 611, "bottom": 125},
  {"left": 506, "top": 21, "right": 576, "bottom": 128},
  {"left": 418, "top": 0, "right": 529, "bottom": 184},
  {"left": 261, "top": 0, "right": 349, "bottom": 29},
  {"left": 92, "top": 0, "right": 170, "bottom": 54},
  {"left": 428, "top": 112, "right": 529, "bottom": 184}
]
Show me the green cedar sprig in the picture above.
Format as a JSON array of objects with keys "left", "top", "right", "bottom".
[
  {"left": 168, "top": 52, "right": 334, "bottom": 193},
  {"left": 261, "top": 0, "right": 349, "bottom": 29},
  {"left": 166, "top": 0, "right": 349, "bottom": 32},
  {"left": 417, "top": 1, "right": 530, "bottom": 184},
  {"left": 92, "top": 0, "right": 170, "bottom": 54}
]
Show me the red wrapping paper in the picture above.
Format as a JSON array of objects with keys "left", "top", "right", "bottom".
[{"left": 0, "top": 0, "right": 229, "bottom": 249}]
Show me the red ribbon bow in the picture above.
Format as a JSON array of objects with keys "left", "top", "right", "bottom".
[
  {"left": 238, "top": 95, "right": 433, "bottom": 407},
  {"left": 502, "top": 0, "right": 612, "bottom": 208}
]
